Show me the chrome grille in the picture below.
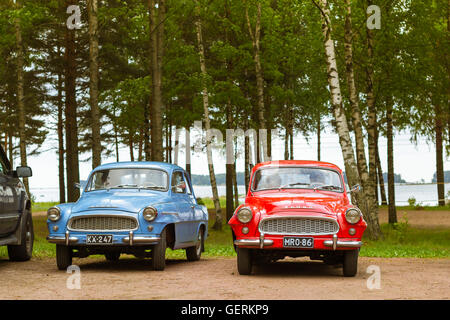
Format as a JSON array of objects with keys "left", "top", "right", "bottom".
[
  {"left": 259, "top": 217, "right": 338, "bottom": 235},
  {"left": 69, "top": 216, "right": 138, "bottom": 231}
]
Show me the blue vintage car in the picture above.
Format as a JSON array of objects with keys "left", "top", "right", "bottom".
[{"left": 46, "top": 161, "right": 208, "bottom": 271}]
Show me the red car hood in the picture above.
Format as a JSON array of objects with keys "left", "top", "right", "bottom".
[{"left": 249, "top": 190, "right": 346, "bottom": 216}]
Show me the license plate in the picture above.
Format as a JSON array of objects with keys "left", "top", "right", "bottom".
[
  {"left": 283, "top": 237, "right": 314, "bottom": 248},
  {"left": 86, "top": 234, "right": 113, "bottom": 244}
]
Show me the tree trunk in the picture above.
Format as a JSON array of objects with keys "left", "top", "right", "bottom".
[
  {"left": 129, "top": 135, "right": 134, "bottom": 161},
  {"left": 317, "top": 114, "right": 321, "bottom": 161},
  {"left": 344, "top": 0, "right": 379, "bottom": 222},
  {"left": 57, "top": 48, "right": 66, "bottom": 204},
  {"left": 149, "top": 0, "right": 165, "bottom": 162},
  {"left": 233, "top": 146, "right": 239, "bottom": 208},
  {"left": 14, "top": 0, "right": 29, "bottom": 195},
  {"left": 65, "top": 0, "right": 80, "bottom": 202},
  {"left": 246, "top": 2, "right": 266, "bottom": 162},
  {"left": 244, "top": 117, "right": 250, "bottom": 192},
  {"left": 195, "top": 2, "right": 222, "bottom": 229},
  {"left": 88, "top": 0, "right": 101, "bottom": 169},
  {"left": 386, "top": 101, "right": 397, "bottom": 222},
  {"left": 174, "top": 127, "right": 180, "bottom": 165},
  {"left": 375, "top": 127, "right": 387, "bottom": 205},
  {"left": 185, "top": 124, "right": 191, "bottom": 177},
  {"left": 366, "top": 1, "right": 378, "bottom": 208},
  {"left": 226, "top": 102, "right": 234, "bottom": 221},
  {"left": 317, "top": 0, "right": 380, "bottom": 239},
  {"left": 138, "top": 127, "right": 144, "bottom": 161},
  {"left": 435, "top": 103, "right": 445, "bottom": 206}
]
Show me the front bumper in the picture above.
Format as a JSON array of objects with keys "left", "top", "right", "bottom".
[
  {"left": 234, "top": 234, "right": 362, "bottom": 250},
  {"left": 47, "top": 231, "right": 160, "bottom": 246}
]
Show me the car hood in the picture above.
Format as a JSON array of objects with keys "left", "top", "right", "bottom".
[
  {"left": 250, "top": 191, "right": 346, "bottom": 216},
  {"left": 71, "top": 189, "right": 171, "bottom": 214}
]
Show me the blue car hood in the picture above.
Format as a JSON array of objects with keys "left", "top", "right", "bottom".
[{"left": 72, "top": 189, "right": 170, "bottom": 214}]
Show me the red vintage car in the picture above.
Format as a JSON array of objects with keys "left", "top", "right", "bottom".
[{"left": 229, "top": 160, "right": 367, "bottom": 277}]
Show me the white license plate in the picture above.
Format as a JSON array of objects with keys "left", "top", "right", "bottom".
[
  {"left": 283, "top": 237, "right": 314, "bottom": 248},
  {"left": 86, "top": 234, "right": 113, "bottom": 244}
]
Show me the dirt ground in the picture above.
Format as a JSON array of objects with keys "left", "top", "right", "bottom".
[
  {"left": 3, "top": 209, "right": 447, "bottom": 300},
  {"left": 0, "top": 256, "right": 449, "bottom": 300}
]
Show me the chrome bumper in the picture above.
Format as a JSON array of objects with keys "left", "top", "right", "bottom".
[
  {"left": 47, "top": 231, "right": 160, "bottom": 246},
  {"left": 122, "top": 231, "right": 160, "bottom": 245},
  {"left": 323, "top": 234, "right": 362, "bottom": 250},
  {"left": 234, "top": 239, "right": 274, "bottom": 247},
  {"left": 47, "top": 232, "right": 79, "bottom": 245}
]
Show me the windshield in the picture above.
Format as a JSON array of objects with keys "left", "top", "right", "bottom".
[
  {"left": 252, "top": 167, "right": 343, "bottom": 192},
  {"left": 86, "top": 168, "right": 169, "bottom": 192}
]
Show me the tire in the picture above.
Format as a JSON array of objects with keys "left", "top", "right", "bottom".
[
  {"left": 237, "top": 247, "right": 253, "bottom": 275},
  {"left": 152, "top": 228, "right": 167, "bottom": 271},
  {"left": 105, "top": 252, "right": 120, "bottom": 261},
  {"left": 7, "top": 210, "right": 34, "bottom": 261},
  {"left": 186, "top": 227, "right": 204, "bottom": 262},
  {"left": 56, "top": 245, "right": 73, "bottom": 270},
  {"left": 343, "top": 249, "right": 359, "bottom": 277}
]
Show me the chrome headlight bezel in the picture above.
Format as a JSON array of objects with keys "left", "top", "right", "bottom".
[
  {"left": 143, "top": 206, "right": 158, "bottom": 222},
  {"left": 236, "top": 207, "right": 253, "bottom": 224},
  {"left": 345, "top": 208, "right": 362, "bottom": 224},
  {"left": 47, "top": 207, "right": 61, "bottom": 222}
]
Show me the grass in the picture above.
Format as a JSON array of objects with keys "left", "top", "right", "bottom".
[
  {"left": 1, "top": 202, "right": 448, "bottom": 260},
  {"left": 32, "top": 202, "right": 58, "bottom": 212},
  {"left": 379, "top": 204, "right": 450, "bottom": 211}
]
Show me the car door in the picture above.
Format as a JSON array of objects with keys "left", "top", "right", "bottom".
[
  {"left": 0, "top": 148, "right": 19, "bottom": 236},
  {"left": 183, "top": 172, "right": 202, "bottom": 239},
  {"left": 171, "top": 170, "right": 195, "bottom": 245}
]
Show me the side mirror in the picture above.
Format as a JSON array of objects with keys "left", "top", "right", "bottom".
[
  {"left": 16, "top": 166, "right": 32, "bottom": 178},
  {"left": 349, "top": 184, "right": 361, "bottom": 194}
]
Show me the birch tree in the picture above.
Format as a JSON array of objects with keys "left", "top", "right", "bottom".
[
  {"left": 314, "top": 0, "right": 381, "bottom": 239},
  {"left": 195, "top": 0, "right": 223, "bottom": 230}
]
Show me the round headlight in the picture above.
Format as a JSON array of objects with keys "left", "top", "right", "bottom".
[
  {"left": 237, "top": 207, "right": 253, "bottom": 224},
  {"left": 47, "top": 207, "right": 61, "bottom": 222},
  {"left": 143, "top": 206, "right": 157, "bottom": 222},
  {"left": 345, "top": 208, "right": 361, "bottom": 224}
]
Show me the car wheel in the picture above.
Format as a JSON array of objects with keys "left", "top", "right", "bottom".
[
  {"left": 237, "top": 247, "right": 253, "bottom": 275},
  {"left": 105, "top": 252, "right": 120, "bottom": 261},
  {"left": 152, "top": 228, "right": 167, "bottom": 271},
  {"left": 56, "top": 245, "right": 73, "bottom": 270},
  {"left": 343, "top": 249, "right": 359, "bottom": 277},
  {"left": 7, "top": 210, "right": 34, "bottom": 261},
  {"left": 186, "top": 228, "right": 204, "bottom": 262}
]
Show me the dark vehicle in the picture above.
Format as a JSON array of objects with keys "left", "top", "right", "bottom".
[{"left": 0, "top": 145, "right": 34, "bottom": 261}]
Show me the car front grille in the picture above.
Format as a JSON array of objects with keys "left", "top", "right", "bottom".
[
  {"left": 259, "top": 217, "right": 339, "bottom": 235},
  {"left": 69, "top": 216, "right": 138, "bottom": 231}
]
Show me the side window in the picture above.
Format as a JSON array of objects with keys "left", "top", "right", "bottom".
[
  {"left": 183, "top": 173, "right": 192, "bottom": 195},
  {"left": 171, "top": 171, "right": 186, "bottom": 194}
]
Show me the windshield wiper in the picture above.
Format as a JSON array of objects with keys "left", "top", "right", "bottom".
[
  {"left": 278, "top": 182, "right": 310, "bottom": 190},
  {"left": 113, "top": 184, "right": 138, "bottom": 188},
  {"left": 140, "top": 186, "right": 166, "bottom": 190},
  {"left": 314, "top": 185, "right": 342, "bottom": 191}
]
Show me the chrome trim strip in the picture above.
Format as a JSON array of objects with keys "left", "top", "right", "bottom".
[
  {"left": 67, "top": 214, "right": 139, "bottom": 232},
  {"left": 122, "top": 236, "right": 160, "bottom": 245},
  {"left": 47, "top": 235, "right": 79, "bottom": 244},
  {"left": 0, "top": 214, "right": 19, "bottom": 221},
  {"left": 332, "top": 234, "right": 337, "bottom": 250},
  {"left": 258, "top": 215, "right": 340, "bottom": 236},
  {"left": 323, "top": 240, "right": 362, "bottom": 248},
  {"left": 234, "top": 239, "right": 274, "bottom": 246}
]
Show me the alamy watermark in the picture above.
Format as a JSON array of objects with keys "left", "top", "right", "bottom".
[
  {"left": 366, "top": 265, "right": 381, "bottom": 290},
  {"left": 66, "top": 265, "right": 81, "bottom": 290},
  {"left": 367, "top": 5, "right": 381, "bottom": 30},
  {"left": 66, "top": 5, "right": 82, "bottom": 30}
]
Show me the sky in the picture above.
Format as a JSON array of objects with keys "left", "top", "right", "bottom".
[{"left": 23, "top": 124, "right": 449, "bottom": 190}]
